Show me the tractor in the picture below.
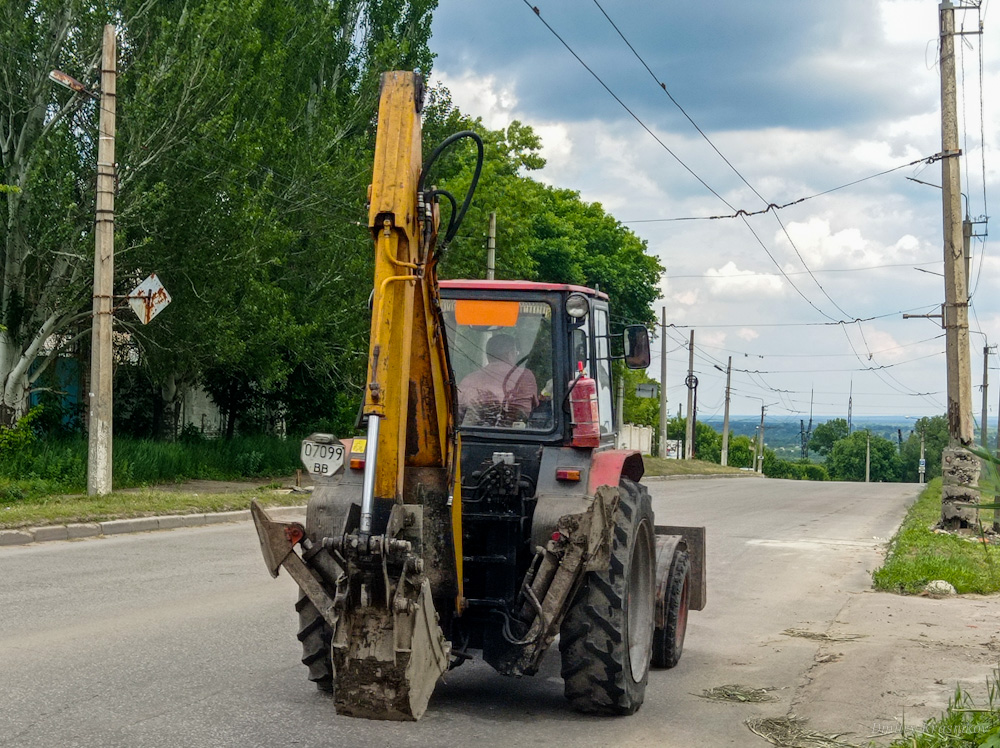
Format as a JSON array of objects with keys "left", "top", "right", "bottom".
[{"left": 251, "top": 70, "right": 705, "bottom": 721}]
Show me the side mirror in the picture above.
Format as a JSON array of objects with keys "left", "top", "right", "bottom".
[{"left": 623, "top": 325, "right": 650, "bottom": 369}]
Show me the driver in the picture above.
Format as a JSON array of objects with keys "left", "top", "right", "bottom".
[{"left": 458, "top": 333, "right": 539, "bottom": 426}]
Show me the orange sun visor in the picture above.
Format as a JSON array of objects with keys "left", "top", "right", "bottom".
[{"left": 453, "top": 299, "right": 520, "bottom": 327}]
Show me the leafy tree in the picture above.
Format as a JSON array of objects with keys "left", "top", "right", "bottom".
[
  {"left": 1, "top": 0, "right": 438, "bottom": 432},
  {"left": 667, "top": 417, "right": 721, "bottom": 462},
  {"left": 421, "top": 88, "right": 663, "bottom": 328},
  {"left": 762, "top": 452, "right": 829, "bottom": 480},
  {"left": 827, "top": 431, "right": 901, "bottom": 482},
  {"left": 809, "top": 418, "right": 849, "bottom": 456},
  {"left": 621, "top": 368, "right": 660, "bottom": 430},
  {"left": 727, "top": 434, "right": 756, "bottom": 469},
  {"left": 899, "top": 415, "right": 948, "bottom": 483}
]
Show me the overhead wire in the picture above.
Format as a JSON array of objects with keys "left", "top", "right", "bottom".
[{"left": 523, "top": 0, "right": 850, "bottom": 323}]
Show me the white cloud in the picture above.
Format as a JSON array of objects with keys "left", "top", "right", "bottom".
[
  {"left": 433, "top": 70, "right": 518, "bottom": 130},
  {"left": 704, "top": 261, "right": 784, "bottom": 298}
]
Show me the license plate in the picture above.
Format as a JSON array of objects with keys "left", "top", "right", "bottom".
[{"left": 300, "top": 439, "right": 345, "bottom": 476}]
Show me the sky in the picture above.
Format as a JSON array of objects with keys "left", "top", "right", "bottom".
[{"left": 426, "top": 0, "right": 998, "bottom": 422}]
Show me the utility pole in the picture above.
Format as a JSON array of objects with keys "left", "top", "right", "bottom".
[
  {"left": 486, "top": 211, "right": 496, "bottom": 280},
  {"left": 939, "top": 0, "right": 978, "bottom": 529},
  {"left": 847, "top": 380, "right": 853, "bottom": 434},
  {"left": 658, "top": 307, "right": 668, "bottom": 458},
  {"left": 919, "top": 429, "right": 926, "bottom": 485},
  {"left": 720, "top": 356, "right": 731, "bottom": 466},
  {"left": 615, "top": 374, "right": 624, "bottom": 444},
  {"left": 684, "top": 331, "right": 695, "bottom": 460},
  {"left": 982, "top": 345, "right": 993, "bottom": 449},
  {"left": 88, "top": 25, "right": 116, "bottom": 497},
  {"left": 865, "top": 431, "right": 871, "bottom": 483},
  {"left": 757, "top": 405, "right": 766, "bottom": 474}
]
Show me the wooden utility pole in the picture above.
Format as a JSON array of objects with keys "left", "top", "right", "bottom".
[
  {"left": 684, "top": 331, "right": 695, "bottom": 459},
  {"left": 88, "top": 25, "right": 116, "bottom": 497},
  {"left": 720, "top": 356, "right": 731, "bottom": 466},
  {"left": 939, "top": 1, "right": 979, "bottom": 528},
  {"left": 658, "top": 307, "right": 668, "bottom": 458},
  {"left": 486, "top": 211, "right": 496, "bottom": 280}
]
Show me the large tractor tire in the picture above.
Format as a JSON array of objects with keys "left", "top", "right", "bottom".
[
  {"left": 559, "top": 478, "right": 656, "bottom": 715},
  {"left": 295, "top": 594, "right": 333, "bottom": 692},
  {"left": 652, "top": 549, "right": 690, "bottom": 669}
]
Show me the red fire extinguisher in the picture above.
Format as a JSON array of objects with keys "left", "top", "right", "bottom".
[{"left": 569, "top": 361, "right": 600, "bottom": 448}]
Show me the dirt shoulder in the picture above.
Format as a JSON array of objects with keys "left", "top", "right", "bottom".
[{"left": 791, "top": 589, "right": 1000, "bottom": 744}]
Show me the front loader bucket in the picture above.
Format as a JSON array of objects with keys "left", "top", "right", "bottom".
[{"left": 332, "top": 577, "right": 449, "bottom": 720}]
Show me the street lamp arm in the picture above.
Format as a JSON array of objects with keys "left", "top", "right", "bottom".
[{"left": 48, "top": 70, "right": 99, "bottom": 99}]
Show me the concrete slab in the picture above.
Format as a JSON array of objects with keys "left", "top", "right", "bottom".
[
  {"left": 203, "top": 510, "right": 250, "bottom": 525},
  {"left": 792, "top": 590, "right": 1000, "bottom": 743},
  {"left": 157, "top": 515, "right": 202, "bottom": 530},
  {"left": 100, "top": 518, "right": 160, "bottom": 535},
  {"left": 66, "top": 523, "right": 101, "bottom": 539},
  {"left": 30, "top": 526, "right": 69, "bottom": 542},
  {"left": 0, "top": 529, "right": 32, "bottom": 546}
]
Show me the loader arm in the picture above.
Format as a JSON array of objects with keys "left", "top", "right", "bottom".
[
  {"left": 253, "top": 71, "right": 473, "bottom": 721},
  {"left": 361, "top": 70, "right": 453, "bottom": 523}
]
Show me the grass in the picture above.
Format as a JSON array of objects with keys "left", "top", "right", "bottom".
[
  {"left": 643, "top": 456, "right": 753, "bottom": 477},
  {"left": 872, "top": 478, "right": 1000, "bottom": 595},
  {"left": 0, "top": 485, "right": 305, "bottom": 529},
  {"left": 885, "top": 673, "right": 1000, "bottom": 747},
  {"left": 0, "top": 435, "right": 300, "bottom": 499}
]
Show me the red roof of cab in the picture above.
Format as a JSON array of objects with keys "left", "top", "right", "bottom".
[{"left": 439, "top": 279, "right": 608, "bottom": 300}]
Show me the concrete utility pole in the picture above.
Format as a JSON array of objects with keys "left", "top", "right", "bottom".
[
  {"left": 983, "top": 345, "right": 993, "bottom": 449},
  {"left": 88, "top": 25, "right": 116, "bottom": 497},
  {"left": 658, "top": 307, "right": 668, "bottom": 458},
  {"left": 938, "top": 0, "right": 979, "bottom": 529},
  {"left": 919, "top": 429, "right": 926, "bottom": 485},
  {"left": 486, "top": 211, "right": 496, "bottom": 280},
  {"left": 757, "top": 405, "right": 766, "bottom": 474},
  {"left": 684, "top": 331, "right": 695, "bottom": 460},
  {"left": 720, "top": 356, "right": 731, "bottom": 466},
  {"left": 865, "top": 431, "right": 871, "bottom": 483},
  {"left": 615, "top": 374, "right": 624, "bottom": 442}
]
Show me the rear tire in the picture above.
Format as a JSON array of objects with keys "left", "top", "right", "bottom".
[
  {"left": 559, "top": 479, "right": 656, "bottom": 715},
  {"left": 652, "top": 549, "right": 690, "bottom": 669},
  {"left": 296, "top": 594, "right": 333, "bottom": 692}
]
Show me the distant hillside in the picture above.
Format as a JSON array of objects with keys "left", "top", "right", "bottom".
[{"left": 699, "top": 414, "right": 932, "bottom": 456}]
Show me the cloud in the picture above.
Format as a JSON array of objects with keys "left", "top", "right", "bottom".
[
  {"left": 429, "top": 0, "right": 998, "bottom": 416},
  {"left": 704, "top": 262, "right": 784, "bottom": 298}
]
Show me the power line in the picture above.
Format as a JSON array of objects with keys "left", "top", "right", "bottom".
[
  {"left": 620, "top": 155, "right": 945, "bottom": 224},
  {"left": 523, "top": 1, "right": 847, "bottom": 323},
  {"left": 666, "top": 261, "right": 941, "bottom": 279}
]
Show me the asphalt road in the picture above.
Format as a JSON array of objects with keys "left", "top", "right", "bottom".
[{"left": 0, "top": 477, "right": 957, "bottom": 747}]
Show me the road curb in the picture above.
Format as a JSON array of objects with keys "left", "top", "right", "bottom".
[
  {"left": 1, "top": 505, "right": 307, "bottom": 546},
  {"left": 643, "top": 472, "right": 765, "bottom": 481}
]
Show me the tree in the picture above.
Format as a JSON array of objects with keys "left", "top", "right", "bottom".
[
  {"left": 809, "top": 418, "right": 849, "bottom": 456},
  {"left": 667, "top": 417, "right": 721, "bottom": 462},
  {"left": 727, "top": 434, "right": 756, "bottom": 469},
  {"left": 827, "top": 431, "right": 901, "bottom": 482},
  {"left": 1, "top": 0, "right": 438, "bottom": 431},
  {"left": 421, "top": 88, "right": 664, "bottom": 328},
  {"left": 621, "top": 368, "right": 660, "bottom": 430},
  {"left": 899, "top": 415, "right": 948, "bottom": 483}
]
